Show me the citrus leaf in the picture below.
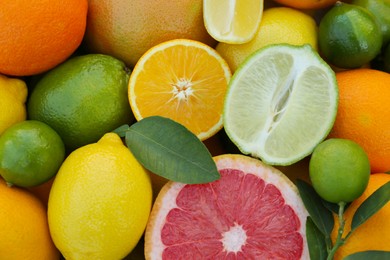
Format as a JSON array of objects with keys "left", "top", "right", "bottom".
[
  {"left": 112, "top": 124, "right": 131, "bottom": 138},
  {"left": 306, "top": 217, "right": 328, "bottom": 260},
  {"left": 296, "top": 179, "right": 334, "bottom": 237},
  {"left": 343, "top": 250, "right": 390, "bottom": 260},
  {"left": 351, "top": 181, "right": 390, "bottom": 231},
  {"left": 125, "top": 116, "right": 220, "bottom": 184}
]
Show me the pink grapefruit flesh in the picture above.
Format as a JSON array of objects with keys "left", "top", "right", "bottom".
[{"left": 145, "top": 154, "right": 309, "bottom": 259}]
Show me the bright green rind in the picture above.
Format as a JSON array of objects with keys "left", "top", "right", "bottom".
[{"left": 223, "top": 44, "right": 338, "bottom": 166}]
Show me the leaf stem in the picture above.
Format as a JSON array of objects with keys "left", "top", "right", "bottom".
[{"left": 327, "top": 201, "right": 346, "bottom": 260}]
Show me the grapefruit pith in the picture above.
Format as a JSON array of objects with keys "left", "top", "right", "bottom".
[{"left": 145, "top": 154, "right": 309, "bottom": 259}]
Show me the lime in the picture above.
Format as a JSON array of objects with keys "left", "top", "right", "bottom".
[
  {"left": 27, "top": 54, "right": 133, "bottom": 151},
  {"left": 309, "top": 138, "right": 371, "bottom": 204},
  {"left": 352, "top": 0, "right": 390, "bottom": 46},
  {"left": 223, "top": 44, "right": 338, "bottom": 166},
  {"left": 318, "top": 2, "right": 382, "bottom": 69},
  {"left": 0, "top": 120, "right": 65, "bottom": 187}
]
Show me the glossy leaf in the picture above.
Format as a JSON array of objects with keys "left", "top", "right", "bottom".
[
  {"left": 125, "top": 116, "right": 220, "bottom": 184},
  {"left": 112, "top": 124, "right": 130, "bottom": 138},
  {"left": 306, "top": 217, "right": 328, "bottom": 260},
  {"left": 296, "top": 179, "right": 334, "bottom": 237},
  {"left": 351, "top": 181, "right": 390, "bottom": 231},
  {"left": 343, "top": 250, "right": 390, "bottom": 260}
]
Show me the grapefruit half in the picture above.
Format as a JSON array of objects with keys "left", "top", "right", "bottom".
[{"left": 145, "top": 154, "right": 309, "bottom": 259}]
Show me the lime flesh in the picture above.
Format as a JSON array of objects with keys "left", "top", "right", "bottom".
[{"left": 223, "top": 44, "right": 338, "bottom": 165}]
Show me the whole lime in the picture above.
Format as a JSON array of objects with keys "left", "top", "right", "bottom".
[
  {"left": 318, "top": 2, "right": 382, "bottom": 69},
  {"left": 27, "top": 54, "right": 133, "bottom": 151},
  {"left": 309, "top": 138, "right": 370, "bottom": 203},
  {"left": 0, "top": 120, "right": 65, "bottom": 187}
]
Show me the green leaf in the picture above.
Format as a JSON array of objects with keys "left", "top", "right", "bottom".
[
  {"left": 343, "top": 250, "right": 390, "bottom": 260},
  {"left": 351, "top": 181, "right": 390, "bottom": 231},
  {"left": 296, "top": 179, "right": 334, "bottom": 237},
  {"left": 125, "top": 116, "right": 220, "bottom": 184},
  {"left": 306, "top": 217, "right": 328, "bottom": 260},
  {"left": 112, "top": 124, "right": 131, "bottom": 138}
]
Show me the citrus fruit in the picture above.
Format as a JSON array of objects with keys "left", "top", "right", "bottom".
[
  {"left": 0, "top": 74, "right": 27, "bottom": 135},
  {"left": 84, "top": 0, "right": 216, "bottom": 68},
  {"left": 128, "top": 39, "right": 231, "bottom": 141},
  {"left": 352, "top": 0, "right": 390, "bottom": 46},
  {"left": 145, "top": 154, "right": 309, "bottom": 259},
  {"left": 328, "top": 68, "right": 390, "bottom": 173},
  {"left": 28, "top": 54, "right": 133, "bottom": 151},
  {"left": 48, "top": 133, "right": 153, "bottom": 259},
  {"left": 0, "top": 178, "right": 59, "bottom": 259},
  {"left": 331, "top": 173, "right": 390, "bottom": 259},
  {"left": 203, "top": 0, "right": 264, "bottom": 44},
  {"left": 309, "top": 138, "right": 370, "bottom": 204},
  {"left": 0, "top": 0, "right": 87, "bottom": 76},
  {"left": 0, "top": 120, "right": 65, "bottom": 187},
  {"left": 318, "top": 2, "right": 383, "bottom": 69},
  {"left": 272, "top": 0, "right": 339, "bottom": 9},
  {"left": 223, "top": 44, "right": 338, "bottom": 166},
  {"left": 216, "top": 7, "right": 318, "bottom": 72}
]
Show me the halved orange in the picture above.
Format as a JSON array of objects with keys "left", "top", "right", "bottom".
[{"left": 128, "top": 39, "right": 231, "bottom": 141}]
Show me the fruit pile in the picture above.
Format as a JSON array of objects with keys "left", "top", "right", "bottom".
[{"left": 0, "top": 0, "right": 389, "bottom": 259}]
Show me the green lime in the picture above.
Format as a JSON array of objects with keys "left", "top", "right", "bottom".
[
  {"left": 352, "top": 0, "right": 390, "bottom": 46},
  {"left": 223, "top": 44, "right": 338, "bottom": 166},
  {"left": 318, "top": 2, "right": 382, "bottom": 69},
  {"left": 28, "top": 54, "right": 133, "bottom": 151},
  {"left": 309, "top": 138, "right": 370, "bottom": 204},
  {"left": 0, "top": 120, "right": 65, "bottom": 187}
]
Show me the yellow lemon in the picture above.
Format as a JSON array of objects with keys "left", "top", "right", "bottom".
[
  {"left": 0, "top": 74, "right": 27, "bottom": 135},
  {"left": 48, "top": 133, "right": 153, "bottom": 259},
  {"left": 216, "top": 7, "right": 318, "bottom": 72}
]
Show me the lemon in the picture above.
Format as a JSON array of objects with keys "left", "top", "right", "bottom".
[
  {"left": 28, "top": 54, "right": 133, "bottom": 152},
  {"left": 48, "top": 133, "right": 152, "bottom": 259},
  {"left": 0, "top": 120, "right": 65, "bottom": 187},
  {"left": 223, "top": 44, "right": 338, "bottom": 166},
  {"left": 318, "top": 2, "right": 382, "bottom": 69},
  {"left": 203, "top": 0, "right": 264, "bottom": 44},
  {"left": 216, "top": 7, "right": 318, "bottom": 72},
  {"left": 0, "top": 74, "right": 27, "bottom": 135}
]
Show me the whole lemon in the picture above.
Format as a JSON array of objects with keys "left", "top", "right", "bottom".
[
  {"left": 48, "top": 133, "right": 153, "bottom": 259},
  {"left": 28, "top": 54, "right": 133, "bottom": 152},
  {"left": 0, "top": 74, "right": 27, "bottom": 135}
]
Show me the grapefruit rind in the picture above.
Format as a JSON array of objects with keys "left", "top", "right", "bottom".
[{"left": 145, "top": 154, "right": 309, "bottom": 259}]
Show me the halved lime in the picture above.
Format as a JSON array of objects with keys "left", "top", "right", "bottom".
[{"left": 223, "top": 44, "right": 338, "bottom": 166}]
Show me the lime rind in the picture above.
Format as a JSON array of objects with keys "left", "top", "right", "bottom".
[{"left": 223, "top": 44, "right": 338, "bottom": 166}]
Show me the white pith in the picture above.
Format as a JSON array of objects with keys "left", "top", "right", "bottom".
[{"left": 221, "top": 223, "right": 247, "bottom": 253}]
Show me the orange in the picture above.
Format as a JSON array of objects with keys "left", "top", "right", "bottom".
[
  {"left": 0, "top": 0, "right": 88, "bottom": 76},
  {"left": 0, "top": 178, "right": 59, "bottom": 259},
  {"left": 128, "top": 39, "right": 231, "bottom": 141},
  {"left": 84, "top": 0, "right": 216, "bottom": 68},
  {"left": 331, "top": 173, "right": 390, "bottom": 259},
  {"left": 272, "top": 0, "right": 339, "bottom": 9},
  {"left": 328, "top": 69, "right": 390, "bottom": 173},
  {"left": 145, "top": 154, "right": 309, "bottom": 259}
]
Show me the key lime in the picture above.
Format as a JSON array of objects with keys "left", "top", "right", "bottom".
[
  {"left": 0, "top": 120, "right": 65, "bottom": 187},
  {"left": 309, "top": 138, "right": 370, "bottom": 203},
  {"left": 223, "top": 44, "right": 338, "bottom": 166},
  {"left": 318, "top": 2, "right": 382, "bottom": 69}
]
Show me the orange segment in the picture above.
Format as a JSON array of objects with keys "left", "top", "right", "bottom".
[{"left": 129, "top": 39, "right": 231, "bottom": 141}]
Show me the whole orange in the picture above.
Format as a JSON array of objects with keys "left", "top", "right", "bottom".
[
  {"left": 331, "top": 173, "right": 390, "bottom": 259},
  {"left": 83, "top": 0, "right": 216, "bottom": 68},
  {"left": 0, "top": 1, "right": 88, "bottom": 76},
  {"left": 272, "top": 0, "right": 339, "bottom": 9},
  {"left": 328, "top": 69, "right": 390, "bottom": 173},
  {"left": 0, "top": 178, "right": 59, "bottom": 259}
]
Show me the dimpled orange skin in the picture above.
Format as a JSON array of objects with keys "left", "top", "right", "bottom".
[
  {"left": 328, "top": 69, "right": 390, "bottom": 173},
  {"left": 0, "top": 0, "right": 88, "bottom": 76}
]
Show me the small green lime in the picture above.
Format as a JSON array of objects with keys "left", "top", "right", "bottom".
[
  {"left": 352, "top": 0, "right": 390, "bottom": 46},
  {"left": 0, "top": 120, "right": 65, "bottom": 187},
  {"left": 319, "top": 2, "right": 382, "bottom": 68},
  {"left": 309, "top": 138, "right": 370, "bottom": 203},
  {"left": 28, "top": 54, "right": 133, "bottom": 152}
]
